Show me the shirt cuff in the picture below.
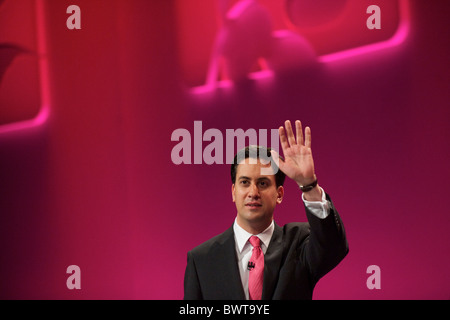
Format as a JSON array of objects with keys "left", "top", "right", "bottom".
[{"left": 302, "top": 186, "right": 330, "bottom": 219}]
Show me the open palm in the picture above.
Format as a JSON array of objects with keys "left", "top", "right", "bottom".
[{"left": 272, "top": 120, "right": 316, "bottom": 186}]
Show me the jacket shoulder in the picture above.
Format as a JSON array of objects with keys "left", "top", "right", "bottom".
[{"left": 189, "top": 226, "right": 233, "bottom": 257}]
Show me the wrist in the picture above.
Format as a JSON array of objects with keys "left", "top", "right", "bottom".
[
  {"left": 297, "top": 175, "right": 317, "bottom": 192},
  {"left": 302, "top": 184, "right": 322, "bottom": 201}
]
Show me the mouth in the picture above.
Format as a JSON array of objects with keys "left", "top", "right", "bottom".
[{"left": 245, "top": 202, "right": 262, "bottom": 209}]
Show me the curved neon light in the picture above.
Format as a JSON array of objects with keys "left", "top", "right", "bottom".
[{"left": 0, "top": 0, "right": 50, "bottom": 135}]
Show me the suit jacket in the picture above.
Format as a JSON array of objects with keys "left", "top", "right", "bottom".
[{"left": 184, "top": 193, "right": 348, "bottom": 300}]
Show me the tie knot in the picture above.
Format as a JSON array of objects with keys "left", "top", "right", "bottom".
[{"left": 249, "top": 236, "right": 261, "bottom": 248}]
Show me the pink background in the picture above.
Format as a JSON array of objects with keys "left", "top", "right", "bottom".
[{"left": 0, "top": 0, "right": 449, "bottom": 299}]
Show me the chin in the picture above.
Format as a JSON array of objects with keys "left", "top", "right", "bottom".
[{"left": 242, "top": 210, "right": 269, "bottom": 223}]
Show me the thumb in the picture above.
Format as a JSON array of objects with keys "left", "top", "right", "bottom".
[{"left": 270, "top": 149, "right": 284, "bottom": 173}]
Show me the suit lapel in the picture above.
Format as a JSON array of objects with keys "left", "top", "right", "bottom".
[
  {"left": 211, "top": 226, "right": 246, "bottom": 300},
  {"left": 262, "top": 222, "right": 284, "bottom": 300}
]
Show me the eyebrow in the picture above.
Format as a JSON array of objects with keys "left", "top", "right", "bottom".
[{"left": 238, "top": 176, "right": 271, "bottom": 182}]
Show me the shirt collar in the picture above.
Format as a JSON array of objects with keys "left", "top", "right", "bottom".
[{"left": 233, "top": 218, "right": 274, "bottom": 253}]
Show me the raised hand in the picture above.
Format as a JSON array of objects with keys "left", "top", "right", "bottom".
[{"left": 272, "top": 120, "right": 321, "bottom": 200}]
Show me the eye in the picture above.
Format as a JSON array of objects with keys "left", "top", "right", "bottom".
[
  {"left": 240, "top": 180, "right": 249, "bottom": 185},
  {"left": 258, "top": 181, "right": 269, "bottom": 188}
]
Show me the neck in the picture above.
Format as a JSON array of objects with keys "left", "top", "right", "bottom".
[{"left": 236, "top": 216, "right": 272, "bottom": 235}]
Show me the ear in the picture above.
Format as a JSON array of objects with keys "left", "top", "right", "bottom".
[
  {"left": 276, "top": 186, "right": 284, "bottom": 204},
  {"left": 231, "top": 184, "right": 236, "bottom": 202}
]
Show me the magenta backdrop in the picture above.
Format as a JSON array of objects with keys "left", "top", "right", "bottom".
[{"left": 0, "top": 0, "right": 449, "bottom": 299}]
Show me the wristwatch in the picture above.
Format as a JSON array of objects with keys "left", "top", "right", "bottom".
[{"left": 299, "top": 178, "right": 318, "bottom": 193}]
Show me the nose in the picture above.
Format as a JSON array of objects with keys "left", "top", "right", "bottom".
[{"left": 247, "top": 183, "right": 260, "bottom": 199}]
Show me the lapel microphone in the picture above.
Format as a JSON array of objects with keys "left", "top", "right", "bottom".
[{"left": 247, "top": 261, "right": 255, "bottom": 270}]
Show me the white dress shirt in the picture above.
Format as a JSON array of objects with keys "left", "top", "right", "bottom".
[{"left": 233, "top": 187, "right": 330, "bottom": 299}]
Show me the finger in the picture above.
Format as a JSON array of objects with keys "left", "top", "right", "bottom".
[
  {"left": 305, "top": 126, "right": 312, "bottom": 148},
  {"left": 285, "top": 120, "right": 296, "bottom": 147},
  {"left": 279, "top": 126, "right": 290, "bottom": 153},
  {"left": 295, "top": 120, "right": 304, "bottom": 145}
]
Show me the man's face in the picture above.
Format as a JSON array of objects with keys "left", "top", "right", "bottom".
[{"left": 232, "top": 158, "right": 284, "bottom": 232}]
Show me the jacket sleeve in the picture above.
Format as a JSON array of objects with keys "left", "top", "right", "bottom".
[
  {"left": 183, "top": 251, "right": 203, "bottom": 300},
  {"left": 303, "top": 193, "right": 349, "bottom": 284}
]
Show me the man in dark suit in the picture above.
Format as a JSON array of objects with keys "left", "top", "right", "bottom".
[{"left": 184, "top": 120, "right": 348, "bottom": 300}]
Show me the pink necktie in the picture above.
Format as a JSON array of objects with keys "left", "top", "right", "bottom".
[{"left": 248, "top": 236, "right": 264, "bottom": 300}]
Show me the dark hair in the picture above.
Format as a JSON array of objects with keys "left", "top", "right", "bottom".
[{"left": 230, "top": 145, "right": 286, "bottom": 187}]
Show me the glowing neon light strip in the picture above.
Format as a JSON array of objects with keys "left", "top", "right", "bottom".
[
  {"left": 0, "top": 0, "right": 51, "bottom": 135},
  {"left": 191, "top": 0, "right": 411, "bottom": 95},
  {"left": 319, "top": 0, "right": 410, "bottom": 63}
]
